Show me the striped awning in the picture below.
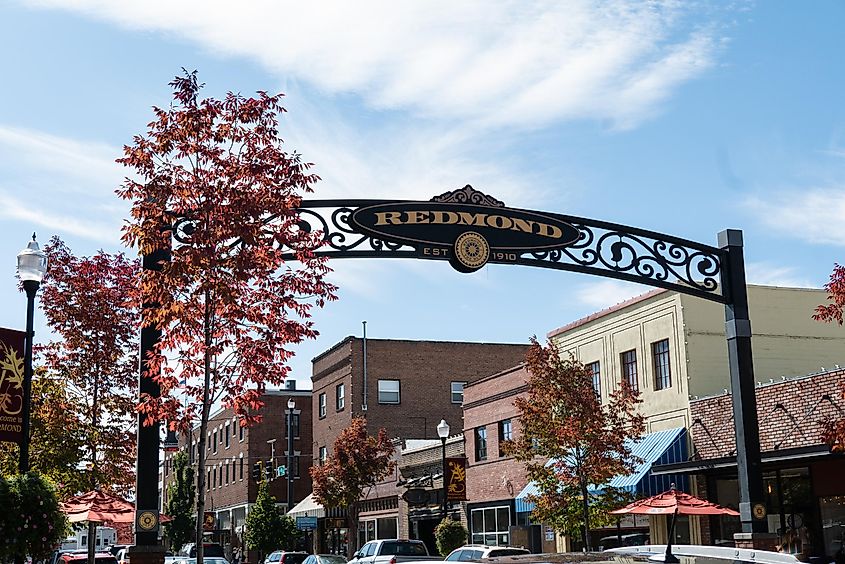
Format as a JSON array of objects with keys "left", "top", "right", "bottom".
[
  {"left": 515, "top": 427, "right": 688, "bottom": 513},
  {"left": 287, "top": 492, "right": 326, "bottom": 519}
]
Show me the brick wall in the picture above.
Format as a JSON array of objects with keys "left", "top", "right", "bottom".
[
  {"left": 311, "top": 338, "right": 530, "bottom": 465},
  {"left": 463, "top": 364, "right": 532, "bottom": 504},
  {"left": 162, "top": 389, "right": 313, "bottom": 515},
  {"left": 690, "top": 368, "right": 845, "bottom": 459}
]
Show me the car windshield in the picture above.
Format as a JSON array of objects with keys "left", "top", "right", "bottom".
[
  {"left": 283, "top": 554, "right": 309, "bottom": 564},
  {"left": 318, "top": 556, "right": 347, "bottom": 564},
  {"left": 379, "top": 543, "right": 427, "bottom": 556},
  {"left": 269, "top": 555, "right": 282, "bottom": 562}
]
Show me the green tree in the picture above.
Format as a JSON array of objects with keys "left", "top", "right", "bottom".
[
  {"left": 0, "top": 472, "right": 69, "bottom": 562},
  {"left": 310, "top": 416, "right": 396, "bottom": 554},
  {"left": 0, "top": 372, "right": 87, "bottom": 498},
  {"left": 434, "top": 518, "right": 467, "bottom": 556},
  {"left": 164, "top": 451, "right": 196, "bottom": 552},
  {"left": 244, "top": 481, "right": 298, "bottom": 561},
  {"left": 503, "top": 337, "right": 644, "bottom": 551}
]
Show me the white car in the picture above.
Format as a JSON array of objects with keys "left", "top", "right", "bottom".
[{"left": 443, "top": 545, "right": 529, "bottom": 561}]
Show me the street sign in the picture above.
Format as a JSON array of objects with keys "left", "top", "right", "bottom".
[
  {"left": 277, "top": 465, "right": 287, "bottom": 477},
  {"left": 296, "top": 516, "right": 318, "bottom": 531}
]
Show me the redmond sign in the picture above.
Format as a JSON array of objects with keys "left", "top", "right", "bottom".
[{"left": 349, "top": 186, "right": 580, "bottom": 272}]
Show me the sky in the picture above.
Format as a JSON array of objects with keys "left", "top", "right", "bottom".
[{"left": 1, "top": 0, "right": 844, "bottom": 391}]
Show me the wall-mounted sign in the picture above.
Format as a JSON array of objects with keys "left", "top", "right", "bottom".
[
  {"left": 402, "top": 488, "right": 430, "bottom": 506},
  {"left": 0, "top": 328, "right": 26, "bottom": 445},
  {"left": 203, "top": 511, "right": 216, "bottom": 531},
  {"left": 296, "top": 516, "right": 318, "bottom": 531},
  {"left": 445, "top": 457, "right": 467, "bottom": 501},
  {"left": 349, "top": 186, "right": 580, "bottom": 273}
]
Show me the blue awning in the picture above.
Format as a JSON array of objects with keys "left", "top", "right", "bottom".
[{"left": 515, "top": 427, "right": 688, "bottom": 514}]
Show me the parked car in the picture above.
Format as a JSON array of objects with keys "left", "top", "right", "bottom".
[
  {"left": 264, "top": 552, "right": 309, "bottom": 564},
  {"left": 349, "top": 539, "right": 435, "bottom": 564},
  {"left": 108, "top": 547, "right": 129, "bottom": 558},
  {"left": 58, "top": 553, "right": 118, "bottom": 564},
  {"left": 172, "top": 558, "right": 229, "bottom": 564},
  {"left": 442, "top": 545, "right": 529, "bottom": 561},
  {"left": 178, "top": 543, "right": 226, "bottom": 559},
  {"left": 303, "top": 555, "right": 348, "bottom": 564}
]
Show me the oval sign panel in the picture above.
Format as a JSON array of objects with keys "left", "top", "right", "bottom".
[
  {"left": 350, "top": 198, "right": 580, "bottom": 273},
  {"left": 402, "top": 488, "right": 430, "bottom": 506}
]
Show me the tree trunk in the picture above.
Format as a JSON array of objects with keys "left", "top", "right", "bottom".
[
  {"left": 88, "top": 370, "right": 99, "bottom": 564},
  {"left": 580, "top": 476, "right": 592, "bottom": 552},
  {"left": 195, "top": 293, "right": 213, "bottom": 564},
  {"left": 348, "top": 501, "right": 360, "bottom": 558}
]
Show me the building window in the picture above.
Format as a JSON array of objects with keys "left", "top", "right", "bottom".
[
  {"left": 225, "top": 462, "right": 229, "bottom": 485},
  {"left": 225, "top": 423, "right": 230, "bottom": 449},
  {"left": 212, "top": 467, "right": 217, "bottom": 489},
  {"left": 498, "top": 420, "right": 512, "bottom": 457},
  {"left": 475, "top": 426, "right": 488, "bottom": 461},
  {"left": 319, "top": 393, "right": 327, "bottom": 418},
  {"left": 586, "top": 361, "right": 601, "bottom": 398},
  {"left": 652, "top": 339, "right": 672, "bottom": 390},
  {"left": 378, "top": 380, "right": 400, "bottom": 404},
  {"left": 470, "top": 506, "right": 511, "bottom": 546},
  {"left": 212, "top": 430, "right": 218, "bottom": 454},
  {"left": 239, "top": 421, "right": 245, "bottom": 442},
  {"left": 240, "top": 457, "right": 244, "bottom": 480},
  {"left": 336, "top": 383, "right": 345, "bottom": 411},
  {"left": 620, "top": 349, "right": 638, "bottom": 392},
  {"left": 319, "top": 446, "right": 327, "bottom": 465},
  {"left": 286, "top": 413, "right": 300, "bottom": 439},
  {"left": 451, "top": 381, "right": 466, "bottom": 404},
  {"left": 206, "top": 470, "right": 211, "bottom": 491}
]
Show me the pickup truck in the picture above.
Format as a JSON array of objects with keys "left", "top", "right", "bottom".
[{"left": 349, "top": 539, "right": 441, "bottom": 564}]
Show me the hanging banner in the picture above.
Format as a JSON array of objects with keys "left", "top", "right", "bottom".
[
  {"left": 445, "top": 457, "right": 467, "bottom": 501},
  {"left": 0, "top": 328, "right": 26, "bottom": 445}
]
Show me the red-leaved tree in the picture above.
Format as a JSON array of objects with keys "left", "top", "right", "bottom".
[
  {"left": 311, "top": 417, "right": 396, "bottom": 555},
  {"left": 813, "top": 264, "right": 845, "bottom": 452},
  {"left": 503, "top": 337, "right": 644, "bottom": 551},
  {"left": 117, "top": 70, "right": 336, "bottom": 562},
  {"left": 39, "top": 237, "right": 139, "bottom": 495}
]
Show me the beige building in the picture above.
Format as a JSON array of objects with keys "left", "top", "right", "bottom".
[{"left": 548, "top": 284, "right": 845, "bottom": 431}]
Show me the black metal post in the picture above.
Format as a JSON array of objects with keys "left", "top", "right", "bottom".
[
  {"left": 18, "top": 280, "right": 38, "bottom": 473},
  {"left": 718, "top": 229, "right": 766, "bottom": 534},
  {"left": 664, "top": 509, "right": 679, "bottom": 564},
  {"left": 135, "top": 242, "right": 170, "bottom": 549},
  {"left": 287, "top": 402, "right": 295, "bottom": 512},
  {"left": 440, "top": 436, "right": 447, "bottom": 520}
]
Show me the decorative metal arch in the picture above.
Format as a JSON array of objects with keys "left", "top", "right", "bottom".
[{"left": 280, "top": 187, "right": 728, "bottom": 304}]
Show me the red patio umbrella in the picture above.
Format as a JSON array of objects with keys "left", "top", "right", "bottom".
[
  {"left": 610, "top": 486, "right": 739, "bottom": 562},
  {"left": 61, "top": 489, "right": 174, "bottom": 523}
]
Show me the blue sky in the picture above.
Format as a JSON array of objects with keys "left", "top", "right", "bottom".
[{"left": 1, "top": 1, "right": 843, "bottom": 390}]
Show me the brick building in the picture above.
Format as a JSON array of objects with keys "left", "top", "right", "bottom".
[
  {"left": 652, "top": 368, "right": 845, "bottom": 560},
  {"left": 161, "top": 385, "right": 312, "bottom": 552},
  {"left": 308, "top": 336, "right": 531, "bottom": 556}
]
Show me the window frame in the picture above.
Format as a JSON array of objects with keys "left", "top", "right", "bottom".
[
  {"left": 652, "top": 339, "right": 672, "bottom": 390},
  {"left": 498, "top": 419, "right": 512, "bottom": 457},
  {"left": 586, "top": 361, "right": 601, "bottom": 398},
  {"left": 620, "top": 349, "right": 638, "bottom": 392},
  {"left": 450, "top": 381, "right": 467, "bottom": 404},
  {"left": 225, "top": 423, "right": 230, "bottom": 449},
  {"left": 319, "top": 393, "right": 327, "bottom": 419},
  {"left": 378, "top": 379, "right": 401, "bottom": 404},
  {"left": 319, "top": 446, "right": 327, "bottom": 466},
  {"left": 475, "top": 426, "right": 488, "bottom": 461},
  {"left": 336, "top": 383, "right": 346, "bottom": 411}
]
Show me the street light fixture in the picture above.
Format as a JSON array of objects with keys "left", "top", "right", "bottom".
[
  {"left": 16, "top": 233, "right": 47, "bottom": 474},
  {"left": 437, "top": 419, "right": 450, "bottom": 520},
  {"left": 287, "top": 397, "right": 296, "bottom": 512}
]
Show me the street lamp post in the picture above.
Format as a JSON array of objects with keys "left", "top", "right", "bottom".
[
  {"left": 16, "top": 234, "right": 47, "bottom": 474},
  {"left": 437, "top": 419, "right": 450, "bottom": 520},
  {"left": 287, "top": 397, "right": 295, "bottom": 512}
]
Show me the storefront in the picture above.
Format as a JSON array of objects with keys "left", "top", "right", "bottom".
[{"left": 654, "top": 445, "right": 845, "bottom": 559}]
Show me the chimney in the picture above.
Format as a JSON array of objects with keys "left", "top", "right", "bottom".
[{"left": 285, "top": 380, "right": 297, "bottom": 390}]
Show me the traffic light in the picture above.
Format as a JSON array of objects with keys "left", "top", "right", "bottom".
[
  {"left": 252, "top": 461, "right": 262, "bottom": 481},
  {"left": 265, "top": 460, "right": 273, "bottom": 481}
]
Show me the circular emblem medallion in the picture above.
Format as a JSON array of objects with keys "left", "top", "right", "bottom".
[
  {"left": 453, "top": 231, "right": 490, "bottom": 272},
  {"left": 138, "top": 511, "right": 158, "bottom": 531},
  {"left": 752, "top": 503, "right": 767, "bottom": 520}
]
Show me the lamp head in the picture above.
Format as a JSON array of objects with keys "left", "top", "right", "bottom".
[
  {"left": 437, "top": 419, "right": 450, "bottom": 439},
  {"left": 287, "top": 397, "right": 295, "bottom": 410},
  {"left": 17, "top": 233, "right": 48, "bottom": 283}
]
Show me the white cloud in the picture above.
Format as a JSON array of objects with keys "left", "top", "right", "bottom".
[
  {"left": 745, "top": 262, "right": 815, "bottom": 289},
  {"left": 575, "top": 279, "right": 650, "bottom": 310},
  {"left": 23, "top": 0, "right": 724, "bottom": 130},
  {"left": 747, "top": 188, "right": 845, "bottom": 247},
  {"left": 0, "top": 125, "right": 126, "bottom": 243}
]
